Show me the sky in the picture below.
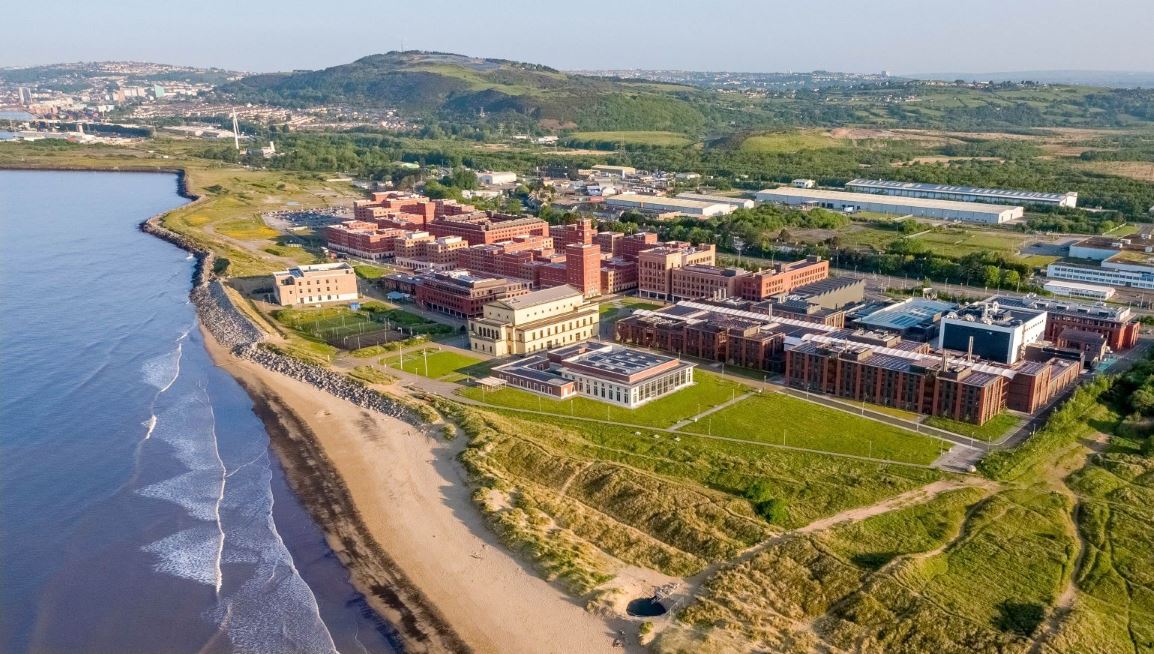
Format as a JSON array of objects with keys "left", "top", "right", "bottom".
[{"left": 2, "top": 0, "right": 1152, "bottom": 75}]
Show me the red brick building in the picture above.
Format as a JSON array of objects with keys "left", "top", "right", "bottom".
[
  {"left": 737, "top": 256, "right": 830, "bottom": 301},
  {"left": 415, "top": 270, "right": 530, "bottom": 319},
  {"left": 427, "top": 213, "right": 550, "bottom": 245},
  {"left": 324, "top": 221, "right": 406, "bottom": 259},
  {"left": 565, "top": 243, "right": 602, "bottom": 297},
  {"left": 784, "top": 332, "right": 1081, "bottom": 424},
  {"left": 987, "top": 295, "right": 1140, "bottom": 352}
]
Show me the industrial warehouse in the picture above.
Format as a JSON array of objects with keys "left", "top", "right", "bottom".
[
  {"left": 754, "top": 187, "right": 1024, "bottom": 224},
  {"left": 605, "top": 193, "right": 737, "bottom": 217},
  {"left": 845, "top": 179, "right": 1078, "bottom": 208}
]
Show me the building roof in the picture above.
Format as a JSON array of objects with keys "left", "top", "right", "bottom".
[
  {"left": 493, "top": 284, "right": 582, "bottom": 309},
  {"left": 988, "top": 294, "right": 1132, "bottom": 322},
  {"left": 781, "top": 276, "right": 863, "bottom": 298},
  {"left": 846, "top": 179, "right": 1074, "bottom": 203},
  {"left": 756, "top": 187, "right": 1020, "bottom": 214},
  {"left": 856, "top": 298, "right": 957, "bottom": 331},
  {"left": 606, "top": 193, "right": 728, "bottom": 210}
]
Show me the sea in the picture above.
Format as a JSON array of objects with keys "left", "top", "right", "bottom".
[{"left": 0, "top": 170, "right": 399, "bottom": 653}]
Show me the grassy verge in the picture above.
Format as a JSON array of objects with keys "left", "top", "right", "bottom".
[
  {"left": 682, "top": 393, "right": 944, "bottom": 465},
  {"left": 380, "top": 347, "right": 484, "bottom": 381},
  {"left": 926, "top": 412, "right": 1020, "bottom": 442},
  {"left": 458, "top": 371, "right": 748, "bottom": 429}
]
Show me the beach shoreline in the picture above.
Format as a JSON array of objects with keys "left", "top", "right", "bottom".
[{"left": 200, "top": 325, "right": 634, "bottom": 654}]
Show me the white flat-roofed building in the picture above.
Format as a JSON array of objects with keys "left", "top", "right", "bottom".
[
  {"left": 272, "top": 262, "right": 359, "bottom": 306},
  {"left": 792, "top": 179, "right": 816, "bottom": 188},
  {"left": 845, "top": 179, "right": 1077, "bottom": 208},
  {"left": 606, "top": 193, "right": 735, "bottom": 217},
  {"left": 1046, "top": 261, "right": 1154, "bottom": 290},
  {"left": 755, "top": 187, "right": 1023, "bottom": 224},
  {"left": 675, "top": 192, "right": 755, "bottom": 210},
  {"left": 491, "top": 341, "right": 695, "bottom": 408},
  {"left": 1042, "top": 279, "right": 1116, "bottom": 301}
]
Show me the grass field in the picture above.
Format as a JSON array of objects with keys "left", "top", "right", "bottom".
[
  {"left": 682, "top": 393, "right": 944, "bottom": 464},
  {"left": 272, "top": 302, "right": 453, "bottom": 344},
  {"left": 909, "top": 228, "right": 1033, "bottom": 257},
  {"left": 380, "top": 347, "right": 484, "bottom": 381},
  {"left": 566, "top": 131, "right": 693, "bottom": 147},
  {"left": 739, "top": 130, "right": 838, "bottom": 153},
  {"left": 458, "top": 370, "right": 748, "bottom": 428},
  {"left": 926, "top": 412, "right": 1020, "bottom": 442}
]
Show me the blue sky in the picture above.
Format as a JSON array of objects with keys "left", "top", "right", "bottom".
[{"left": 3, "top": 0, "right": 1152, "bottom": 74}]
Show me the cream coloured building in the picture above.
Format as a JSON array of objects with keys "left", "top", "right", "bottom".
[
  {"left": 272, "top": 262, "right": 359, "bottom": 306},
  {"left": 468, "top": 285, "right": 599, "bottom": 356}
]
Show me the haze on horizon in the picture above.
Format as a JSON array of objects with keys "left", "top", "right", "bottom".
[{"left": 2, "top": 0, "right": 1152, "bottom": 76}]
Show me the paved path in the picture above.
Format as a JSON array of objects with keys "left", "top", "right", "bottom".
[{"left": 668, "top": 392, "right": 753, "bottom": 430}]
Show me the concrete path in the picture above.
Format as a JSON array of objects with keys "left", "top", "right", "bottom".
[{"left": 668, "top": 392, "right": 753, "bottom": 430}]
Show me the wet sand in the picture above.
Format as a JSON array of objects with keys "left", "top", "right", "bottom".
[{"left": 202, "top": 328, "right": 633, "bottom": 654}]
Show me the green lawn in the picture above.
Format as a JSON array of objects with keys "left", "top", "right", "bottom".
[
  {"left": 682, "top": 393, "right": 944, "bottom": 465},
  {"left": 458, "top": 370, "right": 748, "bottom": 428},
  {"left": 380, "top": 347, "right": 485, "bottom": 381},
  {"left": 273, "top": 302, "right": 453, "bottom": 344},
  {"left": 353, "top": 263, "right": 388, "bottom": 279},
  {"left": 926, "top": 412, "right": 1020, "bottom": 442}
]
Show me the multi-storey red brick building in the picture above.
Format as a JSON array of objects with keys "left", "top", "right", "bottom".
[
  {"left": 565, "top": 243, "right": 602, "bottom": 297},
  {"left": 637, "top": 243, "right": 717, "bottom": 300},
  {"left": 988, "top": 295, "right": 1140, "bottom": 352},
  {"left": 324, "top": 221, "right": 406, "bottom": 259},
  {"left": 620, "top": 232, "right": 660, "bottom": 261},
  {"left": 784, "top": 332, "right": 1080, "bottom": 424},
  {"left": 736, "top": 256, "right": 830, "bottom": 301},
  {"left": 414, "top": 270, "right": 530, "bottom": 319},
  {"left": 427, "top": 213, "right": 550, "bottom": 245},
  {"left": 600, "top": 259, "right": 638, "bottom": 294}
]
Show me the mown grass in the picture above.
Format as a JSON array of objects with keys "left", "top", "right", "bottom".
[
  {"left": 273, "top": 302, "right": 453, "bottom": 344},
  {"left": 458, "top": 370, "right": 748, "bottom": 429},
  {"left": 380, "top": 347, "right": 483, "bottom": 381},
  {"left": 926, "top": 412, "right": 1020, "bottom": 442},
  {"left": 683, "top": 393, "right": 944, "bottom": 465}
]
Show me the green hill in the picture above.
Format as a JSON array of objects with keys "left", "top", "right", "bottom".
[{"left": 218, "top": 51, "right": 712, "bottom": 132}]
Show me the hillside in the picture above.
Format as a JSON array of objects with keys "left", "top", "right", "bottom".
[{"left": 218, "top": 51, "right": 716, "bottom": 132}]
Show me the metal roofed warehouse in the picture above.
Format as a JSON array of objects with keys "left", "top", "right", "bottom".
[
  {"left": 845, "top": 179, "right": 1077, "bottom": 208},
  {"left": 755, "top": 187, "right": 1024, "bottom": 224}
]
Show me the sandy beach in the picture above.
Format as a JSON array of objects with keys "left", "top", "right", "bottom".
[{"left": 202, "top": 327, "right": 636, "bottom": 654}]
